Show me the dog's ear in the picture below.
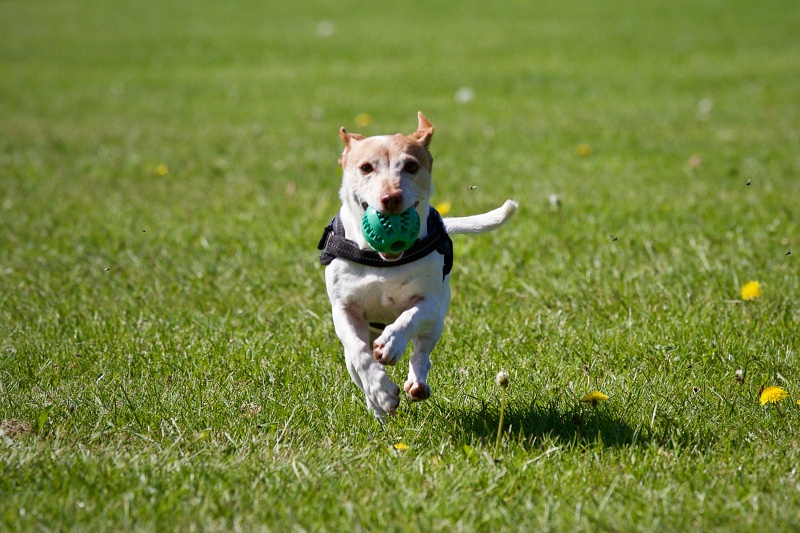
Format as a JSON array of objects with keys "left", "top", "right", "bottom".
[
  {"left": 409, "top": 112, "right": 434, "bottom": 148},
  {"left": 338, "top": 127, "right": 364, "bottom": 147},
  {"left": 338, "top": 127, "right": 365, "bottom": 166}
]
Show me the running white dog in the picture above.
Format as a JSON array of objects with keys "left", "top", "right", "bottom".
[{"left": 318, "top": 112, "right": 517, "bottom": 419}]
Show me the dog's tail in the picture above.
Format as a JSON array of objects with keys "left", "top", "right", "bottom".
[{"left": 443, "top": 200, "right": 518, "bottom": 235}]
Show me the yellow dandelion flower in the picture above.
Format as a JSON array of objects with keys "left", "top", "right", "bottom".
[
  {"left": 355, "top": 113, "right": 373, "bottom": 128},
  {"left": 759, "top": 386, "right": 788, "bottom": 405},
  {"left": 576, "top": 144, "right": 592, "bottom": 157},
  {"left": 434, "top": 201, "right": 452, "bottom": 216},
  {"left": 580, "top": 391, "right": 609, "bottom": 405},
  {"left": 393, "top": 442, "right": 409, "bottom": 451},
  {"left": 740, "top": 280, "right": 762, "bottom": 301},
  {"left": 155, "top": 164, "right": 169, "bottom": 176}
]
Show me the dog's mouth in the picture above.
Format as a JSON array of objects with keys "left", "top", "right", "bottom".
[
  {"left": 360, "top": 200, "right": 420, "bottom": 214},
  {"left": 379, "top": 251, "right": 404, "bottom": 261}
]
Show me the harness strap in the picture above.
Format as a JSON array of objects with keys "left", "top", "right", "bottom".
[{"left": 318, "top": 207, "right": 453, "bottom": 279}]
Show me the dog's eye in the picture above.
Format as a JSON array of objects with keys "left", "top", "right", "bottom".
[
  {"left": 403, "top": 161, "right": 419, "bottom": 174},
  {"left": 359, "top": 163, "right": 374, "bottom": 174}
]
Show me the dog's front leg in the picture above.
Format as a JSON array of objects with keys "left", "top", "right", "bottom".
[
  {"left": 331, "top": 305, "right": 400, "bottom": 419},
  {"left": 373, "top": 297, "right": 440, "bottom": 366}
]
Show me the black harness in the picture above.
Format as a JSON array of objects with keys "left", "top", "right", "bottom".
[{"left": 318, "top": 207, "right": 453, "bottom": 279}]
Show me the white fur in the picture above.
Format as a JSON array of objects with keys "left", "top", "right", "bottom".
[
  {"left": 444, "top": 200, "right": 518, "bottom": 234},
  {"left": 323, "top": 113, "right": 517, "bottom": 419}
]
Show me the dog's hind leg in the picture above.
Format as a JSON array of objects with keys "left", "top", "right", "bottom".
[{"left": 403, "top": 315, "right": 444, "bottom": 402}]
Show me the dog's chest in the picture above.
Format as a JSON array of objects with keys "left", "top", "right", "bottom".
[{"left": 326, "top": 256, "right": 446, "bottom": 322}]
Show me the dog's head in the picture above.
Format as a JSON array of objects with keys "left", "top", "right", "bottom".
[{"left": 337, "top": 113, "right": 435, "bottom": 237}]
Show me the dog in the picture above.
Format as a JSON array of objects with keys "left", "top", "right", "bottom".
[{"left": 318, "top": 112, "right": 517, "bottom": 419}]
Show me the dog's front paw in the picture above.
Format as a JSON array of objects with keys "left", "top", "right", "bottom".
[
  {"left": 403, "top": 380, "right": 431, "bottom": 402},
  {"left": 373, "top": 331, "right": 407, "bottom": 366},
  {"left": 366, "top": 372, "right": 401, "bottom": 418}
]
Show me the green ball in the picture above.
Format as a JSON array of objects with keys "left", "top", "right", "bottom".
[{"left": 361, "top": 205, "right": 421, "bottom": 254}]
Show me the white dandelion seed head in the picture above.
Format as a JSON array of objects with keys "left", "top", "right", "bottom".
[
  {"left": 455, "top": 87, "right": 475, "bottom": 104},
  {"left": 697, "top": 97, "right": 713, "bottom": 120},
  {"left": 316, "top": 21, "right": 335, "bottom": 38},
  {"left": 496, "top": 371, "right": 509, "bottom": 389}
]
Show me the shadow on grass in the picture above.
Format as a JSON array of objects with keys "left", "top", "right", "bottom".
[{"left": 444, "top": 398, "right": 647, "bottom": 449}]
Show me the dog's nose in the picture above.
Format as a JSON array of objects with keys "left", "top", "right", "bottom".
[{"left": 380, "top": 192, "right": 404, "bottom": 213}]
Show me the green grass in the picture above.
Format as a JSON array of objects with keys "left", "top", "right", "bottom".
[{"left": 2, "top": 0, "right": 799, "bottom": 530}]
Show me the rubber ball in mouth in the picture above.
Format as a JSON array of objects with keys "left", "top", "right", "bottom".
[{"left": 361, "top": 205, "right": 421, "bottom": 254}]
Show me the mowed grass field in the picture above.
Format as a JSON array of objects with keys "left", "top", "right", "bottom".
[{"left": 2, "top": 0, "right": 799, "bottom": 530}]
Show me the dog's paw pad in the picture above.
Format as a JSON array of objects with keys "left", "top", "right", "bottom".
[
  {"left": 373, "top": 338, "right": 403, "bottom": 366},
  {"left": 403, "top": 381, "right": 431, "bottom": 402}
]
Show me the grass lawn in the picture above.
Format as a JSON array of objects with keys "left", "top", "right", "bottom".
[{"left": 2, "top": 0, "right": 799, "bottom": 530}]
